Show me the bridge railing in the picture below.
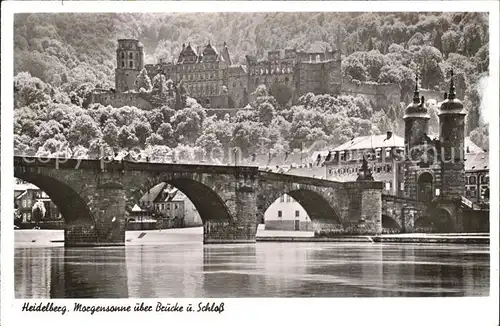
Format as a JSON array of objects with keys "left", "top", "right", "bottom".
[{"left": 14, "top": 155, "right": 260, "bottom": 175}]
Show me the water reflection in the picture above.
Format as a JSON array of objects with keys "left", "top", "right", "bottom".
[
  {"left": 15, "top": 247, "right": 129, "bottom": 298},
  {"left": 15, "top": 241, "right": 489, "bottom": 298}
]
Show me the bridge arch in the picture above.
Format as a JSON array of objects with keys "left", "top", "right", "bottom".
[
  {"left": 260, "top": 188, "right": 342, "bottom": 226},
  {"left": 382, "top": 214, "right": 400, "bottom": 230},
  {"left": 417, "top": 172, "right": 434, "bottom": 202},
  {"left": 415, "top": 208, "right": 454, "bottom": 232},
  {"left": 14, "top": 172, "right": 94, "bottom": 225},
  {"left": 133, "top": 177, "right": 232, "bottom": 223}
]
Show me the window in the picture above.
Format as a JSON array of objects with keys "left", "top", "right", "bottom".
[
  {"left": 121, "top": 61, "right": 125, "bottom": 68},
  {"left": 387, "top": 164, "right": 392, "bottom": 172},
  {"left": 280, "top": 196, "right": 284, "bottom": 203},
  {"left": 295, "top": 210, "right": 300, "bottom": 218},
  {"left": 278, "top": 210, "right": 282, "bottom": 218},
  {"left": 480, "top": 175, "right": 488, "bottom": 184},
  {"left": 22, "top": 200, "right": 27, "bottom": 208},
  {"left": 129, "top": 61, "right": 133, "bottom": 68},
  {"left": 470, "top": 176, "right": 476, "bottom": 184},
  {"left": 385, "top": 182, "right": 391, "bottom": 191},
  {"left": 329, "top": 169, "right": 332, "bottom": 175},
  {"left": 470, "top": 186, "right": 477, "bottom": 198},
  {"left": 286, "top": 195, "right": 291, "bottom": 203},
  {"left": 129, "top": 53, "right": 133, "bottom": 59},
  {"left": 174, "top": 204, "right": 179, "bottom": 210}
]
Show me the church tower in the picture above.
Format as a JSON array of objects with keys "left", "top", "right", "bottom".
[
  {"left": 115, "top": 39, "right": 144, "bottom": 92},
  {"left": 438, "top": 70, "right": 467, "bottom": 200},
  {"left": 403, "top": 75, "right": 431, "bottom": 200}
]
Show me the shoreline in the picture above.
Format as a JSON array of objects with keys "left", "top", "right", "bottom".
[{"left": 14, "top": 227, "right": 489, "bottom": 246}]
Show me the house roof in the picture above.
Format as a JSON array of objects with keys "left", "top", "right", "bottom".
[
  {"left": 202, "top": 43, "right": 219, "bottom": 57},
  {"left": 465, "top": 152, "right": 489, "bottom": 171},
  {"left": 333, "top": 133, "right": 404, "bottom": 152},
  {"left": 464, "top": 137, "right": 485, "bottom": 153},
  {"left": 131, "top": 204, "right": 143, "bottom": 212},
  {"left": 139, "top": 182, "right": 166, "bottom": 203},
  {"left": 14, "top": 183, "right": 40, "bottom": 191}
]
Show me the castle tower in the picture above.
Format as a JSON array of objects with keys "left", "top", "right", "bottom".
[
  {"left": 403, "top": 75, "right": 432, "bottom": 200},
  {"left": 115, "top": 39, "right": 144, "bottom": 92},
  {"left": 438, "top": 69, "right": 467, "bottom": 200}
]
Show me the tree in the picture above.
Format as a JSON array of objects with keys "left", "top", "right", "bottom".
[
  {"left": 32, "top": 200, "right": 46, "bottom": 225},
  {"left": 102, "top": 120, "right": 119, "bottom": 148},
  {"left": 343, "top": 55, "right": 367, "bottom": 81},
  {"left": 364, "top": 50, "right": 385, "bottom": 81},
  {"left": 414, "top": 46, "right": 444, "bottom": 89},
  {"left": 253, "top": 84, "right": 268, "bottom": 97},
  {"left": 145, "top": 133, "right": 164, "bottom": 147},
  {"left": 170, "top": 106, "right": 206, "bottom": 144},
  {"left": 269, "top": 83, "right": 293, "bottom": 106},
  {"left": 157, "top": 122, "right": 176, "bottom": 147},
  {"left": 136, "top": 68, "right": 152, "bottom": 92},
  {"left": 117, "top": 125, "right": 139, "bottom": 149},
  {"left": 257, "top": 102, "right": 276, "bottom": 126},
  {"left": 132, "top": 119, "right": 152, "bottom": 146},
  {"left": 195, "top": 132, "right": 222, "bottom": 161},
  {"left": 441, "top": 30, "right": 460, "bottom": 57},
  {"left": 67, "top": 114, "right": 102, "bottom": 148}
]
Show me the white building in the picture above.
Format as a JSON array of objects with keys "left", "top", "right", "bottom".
[{"left": 264, "top": 193, "right": 311, "bottom": 231}]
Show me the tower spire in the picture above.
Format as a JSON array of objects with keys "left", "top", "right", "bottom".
[
  {"left": 413, "top": 73, "right": 420, "bottom": 104},
  {"left": 448, "top": 69, "right": 456, "bottom": 100}
]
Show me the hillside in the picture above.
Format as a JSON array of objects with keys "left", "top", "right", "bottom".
[{"left": 13, "top": 12, "right": 490, "bottom": 158}]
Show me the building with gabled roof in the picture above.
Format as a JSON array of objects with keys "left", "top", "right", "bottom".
[{"left": 138, "top": 183, "right": 202, "bottom": 228}]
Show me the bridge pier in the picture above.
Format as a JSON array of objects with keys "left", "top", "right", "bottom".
[
  {"left": 360, "top": 187, "right": 383, "bottom": 234},
  {"left": 65, "top": 183, "right": 126, "bottom": 247},
  {"left": 203, "top": 184, "right": 257, "bottom": 244}
]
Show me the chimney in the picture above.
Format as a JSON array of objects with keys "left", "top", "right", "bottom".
[{"left": 386, "top": 131, "right": 392, "bottom": 140}]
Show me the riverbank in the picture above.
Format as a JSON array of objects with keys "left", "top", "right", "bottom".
[{"left": 14, "top": 226, "right": 489, "bottom": 246}]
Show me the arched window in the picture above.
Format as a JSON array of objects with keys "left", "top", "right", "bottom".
[
  {"left": 129, "top": 53, "right": 133, "bottom": 59},
  {"left": 417, "top": 172, "right": 433, "bottom": 202},
  {"left": 470, "top": 176, "right": 477, "bottom": 185}
]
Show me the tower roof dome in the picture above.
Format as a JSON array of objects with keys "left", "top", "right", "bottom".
[
  {"left": 403, "top": 75, "right": 430, "bottom": 120},
  {"left": 439, "top": 69, "right": 466, "bottom": 116}
]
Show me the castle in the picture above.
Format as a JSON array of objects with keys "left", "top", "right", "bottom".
[{"left": 88, "top": 38, "right": 404, "bottom": 110}]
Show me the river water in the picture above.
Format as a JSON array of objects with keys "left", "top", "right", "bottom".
[{"left": 15, "top": 233, "right": 489, "bottom": 298}]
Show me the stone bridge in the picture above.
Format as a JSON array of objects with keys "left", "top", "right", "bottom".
[
  {"left": 381, "top": 194, "right": 472, "bottom": 233},
  {"left": 14, "top": 156, "right": 384, "bottom": 246},
  {"left": 381, "top": 195, "right": 430, "bottom": 232}
]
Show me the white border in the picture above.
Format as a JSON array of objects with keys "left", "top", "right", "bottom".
[{"left": 1, "top": 2, "right": 499, "bottom": 326}]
